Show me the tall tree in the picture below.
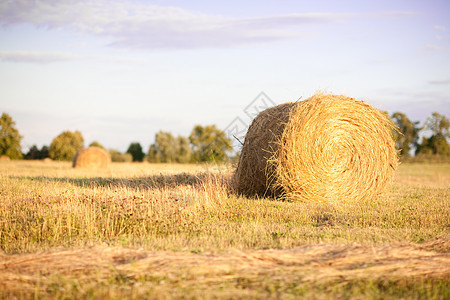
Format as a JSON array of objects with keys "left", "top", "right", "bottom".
[
  {"left": 147, "top": 144, "right": 159, "bottom": 163},
  {"left": 423, "top": 112, "right": 449, "bottom": 139},
  {"left": 147, "top": 132, "right": 192, "bottom": 163},
  {"left": 49, "top": 131, "right": 84, "bottom": 161},
  {"left": 176, "top": 136, "right": 191, "bottom": 163},
  {"left": 391, "top": 112, "right": 420, "bottom": 157},
  {"left": 109, "top": 149, "right": 132, "bottom": 162},
  {"left": 0, "top": 113, "right": 23, "bottom": 159},
  {"left": 416, "top": 135, "right": 449, "bottom": 156},
  {"left": 127, "top": 142, "right": 145, "bottom": 162},
  {"left": 189, "top": 125, "right": 232, "bottom": 162},
  {"left": 40, "top": 145, "right": 49, "bottom": 159},
  {"left": 416, "top": 112, "right": 449, "bottom": 156},
  {"left": 25, "top": 145, "right": 49, "bottom": 160},
  {"left": 155, "top": 131, "right": 177, "bottom": 163},
  {"left": 89, "top": 141, "right": 105, "bottom": 150}
]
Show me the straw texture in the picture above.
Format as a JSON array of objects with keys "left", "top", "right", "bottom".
[
  {"left": 233, "top": 94, "right": 398, "bottom": 202},
  {"left": 232, "top": 103, "right": 295, "bottom": 196},
  {"left": 1, "top": 241, "right": 448, "bottom": 294}
]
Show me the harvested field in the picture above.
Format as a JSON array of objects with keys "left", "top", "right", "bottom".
[
  {"left": 1, "top": 241, "right": 449, "bottom": 299},
  {"left": 0, "top": 161, "right": 449, "bottom": 299}
]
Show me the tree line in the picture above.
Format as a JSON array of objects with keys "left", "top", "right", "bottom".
[
  {"left": 391, "top": 112, "right": 449, "bottom": 158},
  {"left": 0, "top": 111, "right": 449, "bottom": 162},
  {"left": 0, "top": 112, "right": 233, "bottom": 163}
]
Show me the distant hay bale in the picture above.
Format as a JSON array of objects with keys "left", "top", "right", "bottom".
[
  {"left": 43, "top": 157, "right": 52, "bottom": 163},
  {"left": 232, "top": 94, "right": 398, "bottom": 202},
  {"left": 72, "top": 147, "right": 111, "bottom": 169},
  {"left": 0, "top": 155, "right": 10, "bottom": 161}
]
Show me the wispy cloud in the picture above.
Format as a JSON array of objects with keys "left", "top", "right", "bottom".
[
  {"left": 425, "top": 44, "right": 450, "bottom": 51},
  {"left": 0, "top": 51, "right": 81, "bottom": 63},
  {"left": 428, "top": 79, "right": 450, "bottom": 85},
  {"left": 369, "top": 58, "right": 389, "bottom": 65},
  {"left": 434, "top": 25, "right": 447, "bottom": 32},
  {"left": 0, "top": 0, "right": 415, "bottom": 50},
  {"left": 432, "top": 25, "right": 449, "bottom": 41},
  {"left": 0, "top": 50, "right": 152, "bottom": 65}
]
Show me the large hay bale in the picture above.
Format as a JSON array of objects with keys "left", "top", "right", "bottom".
[
  {"left": 232, "top": 94, "right": 398, "bottom": 202},
  {"left": 0, "top": 155, "right": 10, "bottom": 161},
  {"left": 72, "top": 147, "right": 111, "bottom": 169}
]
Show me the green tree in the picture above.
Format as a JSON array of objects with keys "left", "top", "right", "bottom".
[
  {"left": 189, "top": 125, "right": 232, "bottom": 162},
  {"left": 25, "top": 145, "right": 49, "bottom": 160},
  {"left": 127, "top": 142, "right": 145, "bottom": 162},
  {"left": 147, "top": 132, "right": 192, "bottom": 163},
  {"left": 147, "top": 144, "right": 159, "bottom": 163},
  {"left": 40, "top": 145, "right": 49, "bottom": 159},
  {"left": 423, "top": 112, "right": 449, "bottom": 139},
  {"left": 0, "top": 113, "right": 23, "bottom": 159},
  {"left": 391, "top": 112, "right": 420, "bottom": 157},
  {"left": 25, "top": 145, "right": 40, "bottom": 160},
  {"left": 109, "top": 149, "right": 133, "bottom": 162},
  {"left": 49, "top": 131, "right": 84, "bottom": 161},
  {"left": 416, "top": 112, "right": 449, "bottom": 156},
  {"left": 156, "top": 131, "right": 177, "bottom": 163},
  {"left": 89, "top": 141, "right": 105, "bottom": 149},
  {"left": 176, "top": 136, "right": 191, "bottom": 163},
  {"left": 416, "top": 135, "right": 449, "bottom": 156}
]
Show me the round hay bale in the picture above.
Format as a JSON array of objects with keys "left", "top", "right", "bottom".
[
  {"left": 232, "top": 93, "right": 398, "bottom": 202},
  {"left": 72, "top": 147, "right": 111, "bottom": 169},
  {"left": 0, "top": 155, "right": 10, "bottom": 161},
  {"left": 43, "top": 157, "right": 52, "bottom": 163}
]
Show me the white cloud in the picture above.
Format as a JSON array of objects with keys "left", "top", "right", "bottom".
[
  {"left": 0, "top": 0, "right": 416, "bottom": 50},
  {"left": 0, "top": 51, "right": 81, "bottom": 63}
]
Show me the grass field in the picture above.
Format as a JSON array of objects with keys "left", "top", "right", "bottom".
[{"left": 0, "top": 160, "right": 449, "bottom": 299}]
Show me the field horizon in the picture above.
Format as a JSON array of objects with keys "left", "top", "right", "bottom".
[{"left": 0, "top": 160, "right": 448, "bottom": 299}]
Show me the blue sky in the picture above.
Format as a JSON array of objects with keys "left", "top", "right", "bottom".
[{"left": 1, "top": 0, "right": 449, "bottom": 153}]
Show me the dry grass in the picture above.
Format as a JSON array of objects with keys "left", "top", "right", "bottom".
[
  {"left": 233, "top": 94, "right": 398, "bottom": 203},
  {"left": 1, "top": 242, "right": 448, "bottom": 299},
  {"left": 0, "top": 160, "right": 448, "bottom": 299}
]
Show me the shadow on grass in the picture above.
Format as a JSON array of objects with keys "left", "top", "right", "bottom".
[{"left": 17, "top": 172, "right": 230, "bottom": 190}]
